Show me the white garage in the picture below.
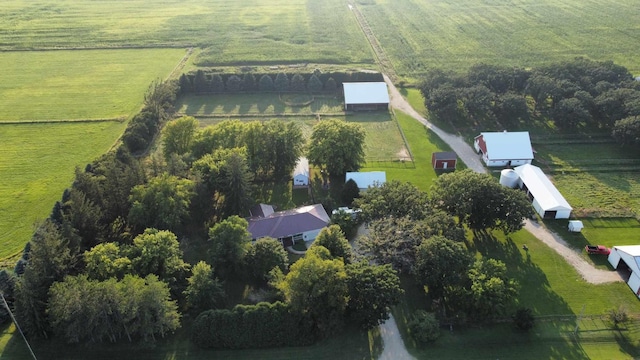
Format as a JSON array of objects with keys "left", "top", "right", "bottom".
[{"left": 608, "top": 246, "right": 640, "bottom": 298}]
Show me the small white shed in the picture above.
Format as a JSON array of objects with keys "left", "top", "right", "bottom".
[
  {"left": 343, "top": 82, "right": 390, "bottom": 111},
  {"left": 292, "top": 157, "right": 309, "bottom": 188},
  {"left": 568, "top": 220, "right": 584, "bottom": 232},
  {"left": 608, "top": 246, "right": 640, "bottom": 298}
]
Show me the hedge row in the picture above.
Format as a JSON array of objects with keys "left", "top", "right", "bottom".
[
  {"left": 191, "top": 301, "right": 315, "bottom": 349},
  {"left": 178, "top": 70, "right": 383, "bottom": 95}
]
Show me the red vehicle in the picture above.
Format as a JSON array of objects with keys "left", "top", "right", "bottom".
[{"left": 585, "top": 245, "right": 610, "bottom": 255}]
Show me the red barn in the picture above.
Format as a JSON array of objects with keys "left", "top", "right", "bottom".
[{"left": 431, "top": 152, "right": 457, "bottom": 170}]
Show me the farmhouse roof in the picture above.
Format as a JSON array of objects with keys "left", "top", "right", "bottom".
[
  {"left": 247, "top": 204, "right": 330, "bottom": 240},
  {"left": 343, "top": 82, "right": 390, "bottom": 105},
  {"left": 293, "top": 157, "right": 309, "bottom": 178},
  {"left": 475, "top": 131, "right": 533, "bottom": 160},
  {"left": 514, "top": 164, "right": 572, "bottom": 212},
  {"left": 432, "top": 151, "right": 457, "bottom": 160},
  {"left": 345, "top": 171, "right": 386, "bottom": 190}
]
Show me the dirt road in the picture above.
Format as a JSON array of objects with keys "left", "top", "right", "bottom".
[
  {"left": 383, "top": 75, "right": 621, "bottom": 285},
  {"left": 378, "top": 315, "right": 416, "bottom": 360}
]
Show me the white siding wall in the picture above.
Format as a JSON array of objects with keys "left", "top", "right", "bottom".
[
  {"left": 532, "top": 199, "right": 544, "bottom": 217},
  {"left": 628, "top": 272, "right": 640, "bottom": 298},
  {"left": 302, "top": 228, "right": 323, "bottom": 241},
  {"left": 608, "top": 250, "right": 621, "bottom": 268}
]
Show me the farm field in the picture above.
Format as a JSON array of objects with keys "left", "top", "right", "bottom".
[
  {"left": 358, "top": 0, "right": 640, "bottom": 79},
  {"left": 0, "top": 121, "right": 127, "bottom": 259},
  {"left": 0, "top": 0, "right": 373, "bottom": 66},
  {"left": 0, "top": 49, "right": 185, "bottom": 121}
]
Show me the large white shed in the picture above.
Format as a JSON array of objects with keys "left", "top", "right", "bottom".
[
  {"left": 513, "top": 164, "right": 572, "bottom": 219},
  {"left": 343, "top": 82, "right": 390, "bottom": 111},
  {"left": 608, "top": 246, "right": 640, "bottom": 298}
]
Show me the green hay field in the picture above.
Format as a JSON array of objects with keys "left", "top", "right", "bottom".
[
  {"left": 0, "top": 49, "right": 186, "bottom": 121},
  {"left": 0, "top": 121, "right": 127, "bottom": 259},
  {"left": 359, "top": 0, "right": 640, "bottom": 79},
  {"left": 0, "top": 0, "right": 373, "bottom": 66}
]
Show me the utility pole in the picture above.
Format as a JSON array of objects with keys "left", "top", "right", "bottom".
[{"left": 0, "top": 293, "right": 38, "bottom": 360}]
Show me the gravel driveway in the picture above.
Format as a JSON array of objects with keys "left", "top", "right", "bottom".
[{"left": 383, "top": 75, "right": 622, "bottom": 285}]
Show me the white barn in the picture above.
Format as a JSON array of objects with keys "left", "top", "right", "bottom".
[
  {"left": 513, "top": 164, "right": 572, "bottom": 219},
  {"left": 608, "top": 246, "right": 640, "bottom": 298},
  {"left": 474, "top": 131, "right": 534, "bottom": 167},
  {"left": 343, "top": 82, "right": 390, "bottom": 111},
  {"left": 292, "top": 157, "right": 309, "bottom": 188},
  {"left": 345, "top": 171, "right": 386, "bottom": 192}
]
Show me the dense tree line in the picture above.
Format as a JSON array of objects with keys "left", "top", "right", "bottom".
[
  {"left": 178, "top": 70, "right": 383, "bottom": 95},
  {"left": 354, "top": 180, "right": 521, "bottom": 324},
  {"left": 420, "top": 59, "right": 640, "bottom": 140}
]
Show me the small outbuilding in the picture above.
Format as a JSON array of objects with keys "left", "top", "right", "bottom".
[
  {"left": 608, "top": 246, "right": 640, "bottom": 298},
  {"left": 568, "top": 220, "right": 584, "bottom": 232},
  {"left": 513, "top": 164, "right": 572, "bottom": 219},
  {"left": 431, "top": 152, "right": 457, "bottom": 170},
  {"left": 345, "top": 171, "right": 386, "bottom": 192},
  {"left": 474, "top": 131, "right": 534, "bottom": 167},
  {"left": 292, "top": 157, "right": 310, "bottom": 188},
  {"left": 343, "top": 82, "right": 390, "bottom": 111}
]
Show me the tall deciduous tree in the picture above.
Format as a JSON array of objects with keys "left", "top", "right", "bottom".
[
  {"left": 345, "top": 261, "right": 402, "bottom": 329},
  {"left": 307, "top": 119, "right": 366, "bottom": 177},
  {"left": 354, "top": 180, "right": 429, "bottom": 223},
  {"left": 461, "top": 258, "right": 518, "bottom": 321},
  {"left": 430, "top": 170, "right": 533, "bottom": 233},
  {"left": 311, "top": 225, "right": 352, "bottom": 264},
  {"left": 128, "top": 174, "right": 194, "bottom": 233},
  {"left": 84, "top": 242, "right": 131, "bottom": 281},
  {"left": 184, "top": 261, "right": 225, "bottom": 314},
  {"left": 128, "top": 228, "right": 188, "bottom": 284},
  {"left": 612, "top": 116, "right": 640, "bottom": 147},
  {"left": 162, "top": 116, "right": 199, "bottom": 160},
  {"left": 272, "top": 246, "right": 348, "bottom": 337},
  {"left": 244, "top": 237, "right": 289, "bottom": 283},
  {"left": 208, "top": 216, "right": 251, "bottom": 279},
  {"left": 414, "top": 236, "right": 473, "bottom": 300}
]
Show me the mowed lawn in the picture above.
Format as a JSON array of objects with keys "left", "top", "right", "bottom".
[
  {"left": 0, "top": 49, "right": 186, "bottom": 121},
  {"left": 177, "top": 93, "right": 345, "bottom": 116},
  {"left": 0, "top": 121, "right": 127, "bottom": 259},
  {"left": 0, "top": 0, "right": 373, "bottom": 66},
  {"left": 359, "top": 0, "right": 640, "bottom": 79}
]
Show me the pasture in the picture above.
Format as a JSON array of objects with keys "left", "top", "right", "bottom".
[
  {"left": 0, "top": 49, "right": 185, "bottom": 121},
  {"left": 0, "top": 0, "right": 373, "bottom": 66},
  {"left": 359, "top": 0, "right": 640, "bottom": 79},
  {"left": 0, "top": 121, "right": 127, "bottom": 260}
]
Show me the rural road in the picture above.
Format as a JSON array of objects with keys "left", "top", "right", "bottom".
[
  {"left": 378, "top": 315, "right": 416, "bottom": 360},
  {"left": 383, "top": 75, "right": 622, "bottom": 285}
]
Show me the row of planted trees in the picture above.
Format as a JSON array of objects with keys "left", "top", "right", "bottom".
[{"left": 177, "top": 69, "right": 384, "bottom": 95}]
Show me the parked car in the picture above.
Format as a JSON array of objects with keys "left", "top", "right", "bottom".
[{"left": 585, "top": 245, "right": 610, "bottom": 255}]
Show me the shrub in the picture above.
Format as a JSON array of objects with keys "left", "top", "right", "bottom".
[
  {"left": 408, "top": 310, "right": 440, "bottom": 344},
  {"left": 512, "top": 307, "right": 535, "bottom": 332}
]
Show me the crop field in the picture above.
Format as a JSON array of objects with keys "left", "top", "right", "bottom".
[
  {"left": 0, "top": 0, "right": 373, "bottom": 66},
  {"left": 358, "top": 0, "right": 640, "bottom": 79},
  {"left": 0, "top": 121, "right": 127, "bottom": 259},
  {"left": 177, "top": 94, "right": 345, "bottom": 117},
  {"left": 0, "top": 49, "right": 185, "bottom": 121}
]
